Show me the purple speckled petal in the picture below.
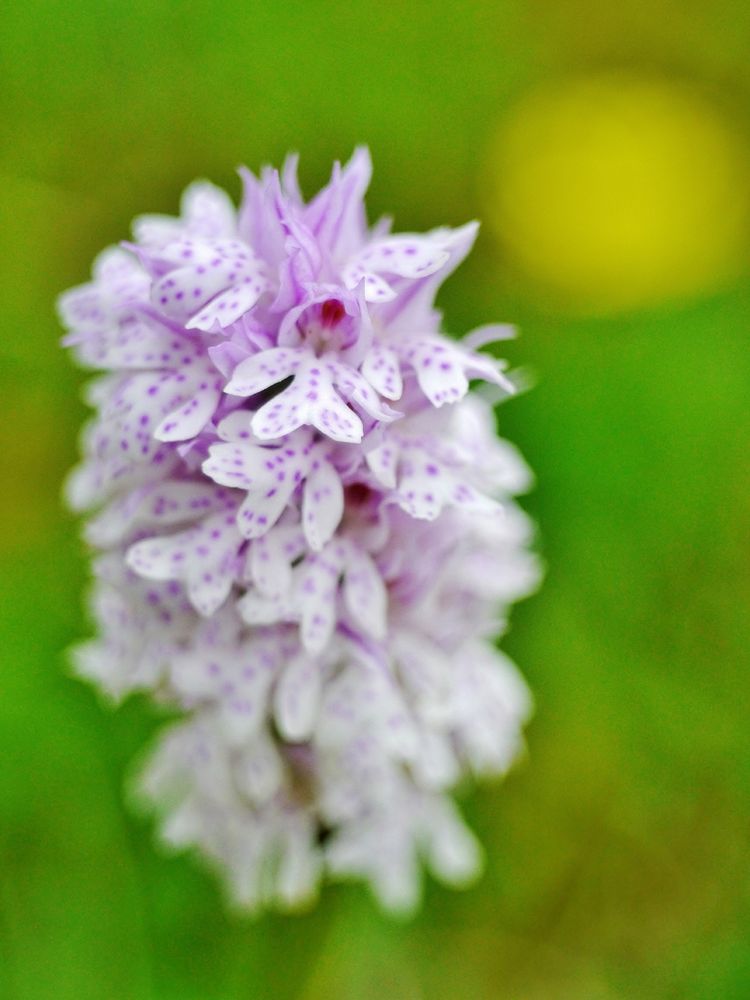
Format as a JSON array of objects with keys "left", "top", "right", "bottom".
[
  {"left": 214, "top": 409, "right": 261, "bottom": 443},
  {"left": 342, "top": 545, "right": 387, "bottom": 640},
  {"left": 252, "top": 356, "right": 364, "bottom": 443},
  {"left": 274, "top": 654, "right": 323, "bottom": 740},
  {"left": 364, "top": 439, "right": 399, "bottom": 489},
  {"left": 126, "top": 508, "right": 243, "bottom": 616},
  {"left": 187, "top": 275, "right": 268, "bottom": 332},
  {"left": 302, "top": 454, "right": 344, "bottom": 551},
  {"left": 236, "top": 479, "right": 297, "bottom": 540},
  {"left": 381, "top": 222, "right": 479, "bottom": 334},
  {"left": 294, "top": 545, "right": 344, "bottom": 654},
  {"left": 69, "top": 317, "right": 193, "bottom": 371},
  {"left": 58, "top": 248, "right": 148, "bottom": 331},
  {"left": 316, "top": 647, "right": 418, "bottom": 759},
  {"left": 327, "top": 360, "right": 401, "bottom": 425},
  {"left": 186, "top": 263, "right": 270, "bottom": 331},
  {"left": 65, "top": 434, "right": 179, "bottom": 512},
  {"left": 224, "top": 347, "right": 302, "bottom": 398},
  {"left": 171, "top": 637, "right": 279, "bottom": 743},
  {"left": 406, "top": 339, "right": 469, "bottom": 407},
  {"left": 151, "top": 237, "right": 269, "bottom": 331},
  {"left": 58, "top": 249, "right": 154, "bottom": 372},
  {"left": 236, "top": 588, "right": 293, "bottom": 627},
  {"left": 391, "top": 447, "right": 502, "bottom": 521},
  {"left": 151, "top": 241, "right": 235, "bottom": 314},
  {"left": 155, "top": 372, "right": 224, "bottom": 442},
  {"left": 95, "top": 352, "right": 225, "bottom": 454},
  {"left": 359, "top": 271, "right": 397, "bottom": 303},
  {"left": 85, "top": 480, "right": 235, "bottom": 547},
  {"left": 247, "top": 524, "right": 306, "bottom": 597},
  {"left": 202, "top": 439, "right": 281, "bottom": 490},
  {"left": 204, "top": 430, "right": 312, "bottom": 539},
  {"left": 349, "top": 234, "right": 450, "bottom": 281},
  {"left": 58, "top": 283, "right": 110, "bottom": 336},
  {"left": 401, "top": 336, "right": 514, "bottom": 408},
  {"left": 202, "top": 440, "right": 260, "bottom": 490},
  {"left": 250, "top": 377, "right": 317, "bottom": 441},
  {"left": 360, "top": 345, "right": 403, "bottom": 401},
  {"left": 342, "top": 231, "right": 454, "bottom": 304}
]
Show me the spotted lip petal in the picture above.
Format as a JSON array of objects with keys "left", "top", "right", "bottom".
[
  {"left": 233, "top": 351, "right": 377, "bottom": 444},
  {"left": 257, "top": 371, "right": 362, "bottom": 441},
  {"left": 154, "top": 369, "right": 225, "bottom": 442},
  {"left": 342, "top": 233, "right": 451, "bottom": 303},
  {"left": 125, "top": 506, "right": 244, "bottom": 616},
  {"left": 69, "top": 317, "right": 200, "bottom": 371},
  {"left": 147, "top": 237, "right": 271, "bottom": 332},
  {"left": 246, "top": 524, "right": 306, "bottom": 598},
  {"left": 399, "top": 335, "right": 515, "bottom": 408},
  {"left": 58, "top": 247, "right": 149, "bottom": 324},
  {"left": 380, "top": 221, "right": 480, "bottom": 334},
  {"left": 224, "top": 347, "right": 301, "bottom": 398},
  {"left": 170, "top": 634, "right": 282, "bottom": 744},
  {"left": 360, "top": 344, "right": 403, "bottom": 401},
  {"left": 203, "top": 425, "right": 345, "bottom": 548},
  {"left": 85, "top": 480, "right": 237, "bottom": 548},
  {"left": 302, "top": 454, "right": 345, "bottom": 551}
]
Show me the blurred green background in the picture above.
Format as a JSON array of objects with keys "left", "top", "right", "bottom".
[{"left": 1, "top": 2, "right": 749, "bottom": 997}]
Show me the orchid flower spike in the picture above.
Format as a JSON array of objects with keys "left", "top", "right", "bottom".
[{"left": 59, "top": 148, "right": 540, "bottom": 914}]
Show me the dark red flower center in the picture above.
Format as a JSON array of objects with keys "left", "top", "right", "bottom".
[{"left": 320, "top": 298, "right": 345, "bottom": 328}]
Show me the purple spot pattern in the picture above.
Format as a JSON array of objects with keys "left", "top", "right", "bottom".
[
  {"left": 342, "top": 234, "right": 451, "bottom": 302},
  {"left": 148, "top": 237, "right": 271, "bottom": 332},
  {"left": 398, "top": 335, "right": 515, "bottom": 408},
  {"left": 226, "top": 349, "right": 400, "bottom": 444},
  {"left": 237, "top": 539, "right": 387, "bottom": 657},
  {"left": 126, "top": 506, "right": 244, "bottom": 616},
  {"left": 390, "top": 444, "right": 502, "bottom": 522},
  {"left": 171, "top": 630, "right": 286, "bottom": 744}
]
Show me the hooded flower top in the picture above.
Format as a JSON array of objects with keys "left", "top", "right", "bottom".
[{"left": 60, "top": 148, "right": 539, "bottom": 913}]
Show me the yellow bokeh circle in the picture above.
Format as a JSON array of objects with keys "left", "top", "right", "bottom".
[{"left": 485, "top": 74, "right": 750, "bottom": 313}]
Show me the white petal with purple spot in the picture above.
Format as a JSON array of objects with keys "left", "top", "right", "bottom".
[
  {"left": 274, "top": 654, "right": 323, "bottom": 741},
  {"left": 224, "top": 347, "right": 302, "bottom": 398},
  {"left": 126, "top": 508, "right": 243, "bottom": 616},
  {"left": 342, "top": 545, "right": 387, "bottom": 640},
  {"left": 361, "top": 345, "right": 403, "bottom": 400},
  {"left": 294, "top": 545, "right": 343, "bottom": 654},
  {"left": 302, "top": 455, "right": 344, "bottom": 551}
]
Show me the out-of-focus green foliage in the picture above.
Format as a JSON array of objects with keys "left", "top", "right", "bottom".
[{"left": 1, "top": 2, "right": 748, "bottom": 997}]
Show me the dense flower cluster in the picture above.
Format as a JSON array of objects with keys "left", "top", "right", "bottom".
[{"left": 59, "top": 149, "right": 539, "bottom": 912}]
